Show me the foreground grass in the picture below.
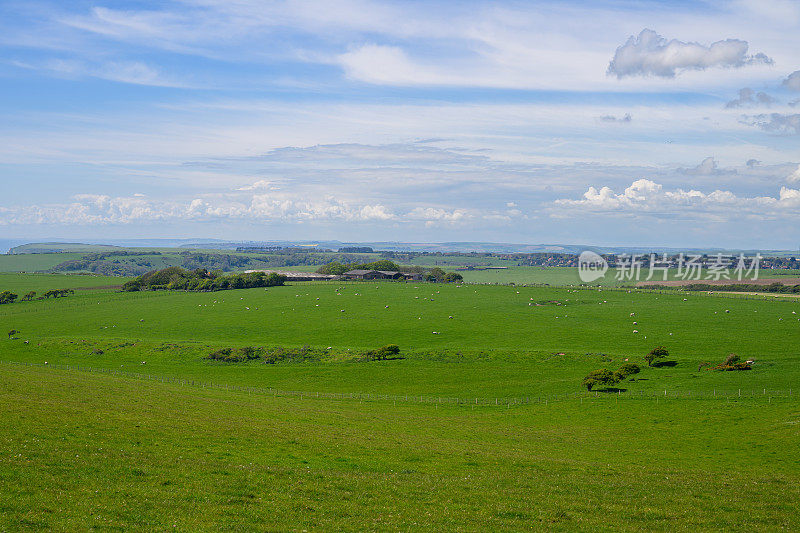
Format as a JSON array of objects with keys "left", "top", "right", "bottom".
[{"left": 1, "top": 365, "right": 798, "bottom": 531}]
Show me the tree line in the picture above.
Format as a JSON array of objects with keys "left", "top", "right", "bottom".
[
  {"left": 316, "top": 260, "right": 463, "bottom": 282},
  {"left": 121, "top": 267, "right": 287, "bottom": 292},
  {"left": 0, "top": 289, "right": 74, "bottom": 305}
]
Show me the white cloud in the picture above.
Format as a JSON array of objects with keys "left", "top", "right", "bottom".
[
  {"left": 680, "top": 157, "right": 723, "bottom": 176},
  {"left": 599, "top": 113, "right": 632, "bottom": 123},
  {"left": 337, "top": 45, "right": 428, "bottom": 85},
  {"left": 742, "top": 113, "right": 800, "bottom": 135},
  {"left": 725, "top": 88, "right": 777, "bottom": 108},
  {"left": 783, "top": 70, "right": 800, "bottom": 91},
  {"left": 41, "top": 58, "right": 184, "bottom": 87},
  {"left": 788, "top": 165, "right": 800, "bottom": 183},
  {"left": 607, "top": 29, "right": 772, "bottom": 78},
  {"left": 555, "top": 178, "right": 800, "bottom": 217}
]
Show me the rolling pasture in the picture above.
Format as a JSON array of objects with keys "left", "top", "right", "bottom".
[
  {"left": 2, "top": 274, "right": 800, "bottom": 529},
  {"left": 2, "top": 280, "right": 800, "bottom": 395}
]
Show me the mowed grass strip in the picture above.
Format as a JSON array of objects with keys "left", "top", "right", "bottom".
[{"left": 1, "top": 365, "right": 799, "bottom": 531}]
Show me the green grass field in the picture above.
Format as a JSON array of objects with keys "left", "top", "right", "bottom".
[
  {"left": 0, "top": 253, "right": 87, "bottom": 273},
  {"left": 0, "top": 273, "right": 130, "bottom": 294},
  {"left": 2, "top": 274, "right": 800, "bottom": 529}
]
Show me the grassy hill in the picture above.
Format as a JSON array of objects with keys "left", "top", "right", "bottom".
[
  {"left": 2, "top": 274, "right": 799, "bottom": 529},
  {"left": 1, "top": 363, "right": 797, "bottom": 530}
]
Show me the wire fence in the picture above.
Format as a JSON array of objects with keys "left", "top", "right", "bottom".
[{"left": 1, "top": 359, "right": 796, "bottom": 407}]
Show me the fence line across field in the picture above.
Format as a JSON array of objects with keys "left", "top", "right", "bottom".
[{"left": 1, "top": 360, "right": 795, "bottom": 407}]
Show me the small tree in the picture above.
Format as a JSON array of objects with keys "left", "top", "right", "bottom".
[
  {"left": 443, "top": 272, "right": 463, "bottom": 283},
  {"left": 616, "top": 363, "right": 641, "bottom": 380},
  {"left": 644, "top": 346, "right": 669, "bottom": 367},
  {"left": 8, "top": 329, "right": 19, "bottom": 340},
  {"left": 22, "top": 291, "right": 36, "bottom": 301},
  {"left": 368, "top": 344, "right": 400, "bottom": 361},
  {"left": 582, "top": 368, "right": 619, "bottom": 391},
  {"left": 425, "top": 267, "right": 447, "bottom": 282},
  {"left": 0, "top": 291, "right": 18, "bottom": 304}
]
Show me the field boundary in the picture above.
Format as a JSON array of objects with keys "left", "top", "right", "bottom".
[{"left": 1, "top": 359, "right": 796, "bottom": 407}]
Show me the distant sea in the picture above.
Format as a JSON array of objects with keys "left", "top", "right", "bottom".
[{"left": 0, "top": 239, "right": 30, "bottom": 254}]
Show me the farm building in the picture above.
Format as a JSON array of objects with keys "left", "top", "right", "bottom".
[
  {"left": 244, "top": 270, "right": 337, "bottom": 281},
  {"left": 343, "top": 269, "right": 421, "bottom": 281}
]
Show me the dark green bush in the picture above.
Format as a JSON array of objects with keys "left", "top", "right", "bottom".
[
  {"left": 582, "top": 368, "right": 619, "bottom": 391},
  {"left": 644, "top": 346, "right": 669, "bottom": 367}
]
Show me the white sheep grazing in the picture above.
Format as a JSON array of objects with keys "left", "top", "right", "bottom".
[
  {"left": 385, "top": 305, "right": 389, "bottom": 308},
  {"left": 340, "top": 309, "right": 345, "bottom": 313},
  {"left": 448, "top": 316, "right": 453, "bottom": 319},
  {"left": 725, "top": 310, "right": 730, "bottom": 313},
  {"left": 633, "top": 330, "right": 638, "bottom": 333},
  {"left": 630, "top": 313, "right": 635, "bottom": 317},
  {"left": 141, "top": 361, "right": 146, "bottom": 365},
  {"left": 633, "top": 321, "right": 637, "bottom": 325}
]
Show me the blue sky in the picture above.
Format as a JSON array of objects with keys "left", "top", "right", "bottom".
[{"left": 1, "top": 0, "right": 800, "bottom": 248}]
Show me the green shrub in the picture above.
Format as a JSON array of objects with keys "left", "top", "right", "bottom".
[
  {"left": 616, "top": 363, "right": 641, "bottom": 378},
  {"left": 367, "top": 344, "right": 401, "bottom": 361},
  {"left": 582, "top": 368, "right": 619, "bottom": 391},
  {"left": 723, "top": 353, "right": 740, "bottom": 366},
  {"left": 644, "top": 346, "right": 669, "bottom": 367}
]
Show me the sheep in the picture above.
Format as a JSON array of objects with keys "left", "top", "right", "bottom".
[
  {"left": 448, "top": 316, "right": 454, "bottom": 319},
  {"left": 340, "top": 309, "right": 345, "bottom": 313},
  {"left": 633, "top": 330, "right": 638, "bottom": 333},
  {"left": 633, "top": 321, "right": 637, "bottom": 325},
  {"left": 141, "top": 361, "right": 146, "bottom": 365},
  {"left": 725, "top": 310, "right": 730, "bottom": 313}
]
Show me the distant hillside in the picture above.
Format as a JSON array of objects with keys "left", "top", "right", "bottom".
[{"left": 9, "top": 243, "right": 121, "bottom": 254}]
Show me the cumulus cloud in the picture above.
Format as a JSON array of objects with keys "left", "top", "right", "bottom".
[
  {"left": 0, "top": 183, "right": 526, "bottom": 229},
  {"left": 725, "top": 88, "right": 777, "bottom": 108},
  {"left": 607, "top": 29, "right": 773, "bottom": 78},
  {"left": 680, "top": 157, "right": 723, "bottom": 176},
  {"left": 555, "top": 179, "right": 800, "bottom": 215},
  {"left": 788, "top": 165, "right": 800, "bottom": 183},
  {"left": 783, "top": 71, "right": 800, "bottom": 91},
  {"left": 742, "top": 113, "right": 800, "bottom": 134}
]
